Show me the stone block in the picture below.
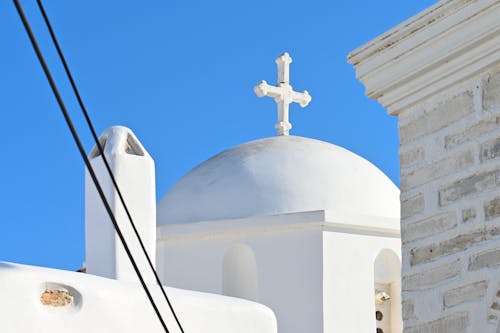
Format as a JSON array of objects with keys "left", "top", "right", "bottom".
[
  {"left": 439, "top": 170, "right": 500, "bottom": 206},
  {"left": 404, "top": 311, "right": 469, "bottom": 333},
  {"left": 402, "top": 211, "right": 457, "bottom": 243},
  {"left": 484, "top": 72, "right": 500, "bottom": 109},
  {"left": 492, "top": 302, "right": 500, "bottom": 312},
  {"left": 402, "top": 193, "right": 425, "bottom": 219},
  {"left": 401, "top": 146, "right": 425, "bottom": 168},
  {"left": 403, "top": 259, "right": 461, "bottom": 291},
  {"left": 40, "top": 289, "right": 74, "bottom": 307},
  {"left": 469, "top": 247, "right": 500, "bottom": 270},
  {"left": 411, "top": 226, "right": 500, "bottom": 266},
  {"left": 403, "top": 299, "right": 416, "bottom": 320},
  {"left": 401, "top": 149, "right": 474, "bottom": 190},
  {"left": 399, "top": 91, "right": 474, "bottom": 144},
  {"left": 445, "top": 115, "right": 500, "bottom": 149},
  {"left": 485, "top": 197, "right": 500, "bottom": 221},
  {"left": 480, "top": 137, "right": 500, "bottom": 162},
  {"left": 443, "top": 280, "right": 488, "bottom": 308},
  {"left": 461, "top": 207, "right": 476, "bottom": 223}
]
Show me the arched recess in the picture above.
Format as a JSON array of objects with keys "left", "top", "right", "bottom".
[
  {"left": 222, "top": 244, "right": 259, "bottom": 302},
  {"left": 374, "top": 249, "right": 402, "bottom": 333}
]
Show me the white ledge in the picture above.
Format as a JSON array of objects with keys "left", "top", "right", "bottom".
[
  {"left": 0, "top": 262, "right": 277, "bottom": 333},
  {"left": 157, "top": 210, "right": 400, "bottom": 243},
  {"left": 348, "top": 0, "right": 500, "bottom": 115}
]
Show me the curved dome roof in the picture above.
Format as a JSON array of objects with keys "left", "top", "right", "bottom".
[{"left": 157, "top": 136, "right": 399, "bottom": 225}]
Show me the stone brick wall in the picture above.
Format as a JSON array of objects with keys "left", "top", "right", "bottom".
[{"left": 399, "top": 69, "right": 500, "bottom": 332}]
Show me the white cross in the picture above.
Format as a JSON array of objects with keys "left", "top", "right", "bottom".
[{"left": 254, "top": 52, "right": 312, "bottom": 136}]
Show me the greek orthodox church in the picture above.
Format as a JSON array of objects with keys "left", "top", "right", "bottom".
[
  {"left": 3, "top": 0, "right": 499, "bottom": 331},
  {"left": 0, "top": 52, "right": 401, "bottom": 333}
]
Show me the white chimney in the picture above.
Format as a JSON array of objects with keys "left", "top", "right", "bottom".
[{"left": 85, "top": 126, "right": 156, "bottom": 283}]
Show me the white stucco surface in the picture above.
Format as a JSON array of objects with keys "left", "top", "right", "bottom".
[
  {"left": 157, "top": 218, "right": 324, "bottom": 333},
  {"left": 156, "top": 133, "right": 401, "bottom": 332},
  {"left": 157, "top": 210, "right": 401, "bottom": 333},
  {"left": 0, "top": 262, "right": 277, "bottom": 333},
  {"left": 322, "top": 231, "right": 401, "bottom": 332},
  {"left": 86, "top": 126, "right": 157, "bottom": 283},
  {"left": 158, "top": 135, "right": 400, "bottom": 225}
]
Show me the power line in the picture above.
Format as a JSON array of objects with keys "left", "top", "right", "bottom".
[
  {"left": 34, "top": 1, "right": 185, "bottom": 332},
  {"left": 12, "top": 1, "right": 171, "bottom": 331}
]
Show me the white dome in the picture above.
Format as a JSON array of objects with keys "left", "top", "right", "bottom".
[{"left": 157, "top": 136, "right": 399, "bottom": 225}]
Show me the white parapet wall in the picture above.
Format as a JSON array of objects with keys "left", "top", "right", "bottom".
[
  {"left": 349, "top": 1, "right": 500, "bottom": 332},
  {"left": 85, "top": 126, "right": 157, "bottom": 283},
  {"left": 0, "top": 262, "right": 277, "bottom": 333}
]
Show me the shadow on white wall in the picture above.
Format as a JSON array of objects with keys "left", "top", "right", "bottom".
[{"left": 223, "top": 244, "right": 259, "bottom": 302}]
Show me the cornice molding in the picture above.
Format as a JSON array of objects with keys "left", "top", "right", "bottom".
[
  {"left": 156, "top": 210, "right": 399, "bottom": 243},
  {"left": 348, "top": 0, "right": 500, "bottom": 115}
]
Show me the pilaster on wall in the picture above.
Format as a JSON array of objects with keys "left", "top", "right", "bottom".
[{"left": 349, "top": 1, "right": 500, "bottom": 332}]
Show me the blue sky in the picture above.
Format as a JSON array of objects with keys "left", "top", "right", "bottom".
[{"left": 0, "top": 0, "right": 436, "bottom": 271}]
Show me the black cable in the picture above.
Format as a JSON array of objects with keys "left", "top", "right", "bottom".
[
  {"left": 12, "top": 1, "right": 170, "bottom": 332},
  {"left": 35, "top": 2, "right": 185, "bottom": 332}
]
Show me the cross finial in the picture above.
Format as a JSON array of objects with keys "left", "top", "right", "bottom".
[{"left": 254, "top": 52, "right": 312, "bottom": 136}]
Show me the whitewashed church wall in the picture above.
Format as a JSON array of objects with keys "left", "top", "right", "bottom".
[
  {"left": 398, "top": 70, "right": 500, "bottom": 332},
  {"left": 322, "top": 231, "right": 401, "bottom": 333},
  {"left": 157, "top": 228, "right": 323, "bottom": 333},
  {"left": 222, "top": 244, "right": 259, "bottom": 301},
  {"left": 374, "top": 249, "right": 403, "bottom": 333}
]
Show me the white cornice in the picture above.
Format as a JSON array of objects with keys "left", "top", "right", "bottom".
[
  {"left": 156, "top": 210, "right": 400, "bottom": 243},
  {"left": 348, "top": 0, "right": 500, "bottom": 115}
]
